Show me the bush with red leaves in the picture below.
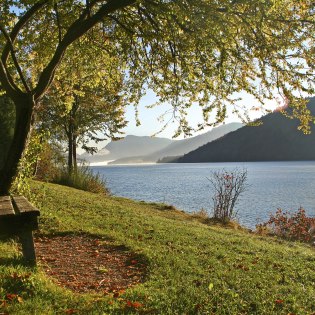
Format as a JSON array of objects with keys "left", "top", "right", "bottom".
[{"left": 257, "top": 208, "right": 315, "bottom": 243}]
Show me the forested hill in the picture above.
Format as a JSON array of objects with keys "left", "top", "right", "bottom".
[{"left": 176, "top": 98, "right": 315, "bottom": 163}]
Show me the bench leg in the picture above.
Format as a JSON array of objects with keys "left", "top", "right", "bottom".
[{"left": 19, "top": 230, "right": 36, "bottom": 265}]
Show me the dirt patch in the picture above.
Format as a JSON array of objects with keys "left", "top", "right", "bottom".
[{"left": 35, "top": 234, "right": 147, "bottom": 293}]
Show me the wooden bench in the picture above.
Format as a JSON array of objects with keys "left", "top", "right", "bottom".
[{"left": 0, "top": 196, "right": 40, "bottom": 264}]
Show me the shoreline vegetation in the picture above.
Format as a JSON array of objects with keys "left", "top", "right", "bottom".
[{"left": 0, "top": 181, "right": 314, "bottom": 314}]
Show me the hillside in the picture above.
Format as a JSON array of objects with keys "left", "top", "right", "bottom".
[
  {"left": 0, "top": 181, "right": 314, "bottom": 314},
  {"left": 109, "top": 123, "right": 242, "bottom": 164},
  {"left": 177, "top": 99, "right": 315, "bottom": 163},
  {"left": 81, "top": 135, "right": 173, "bottom": 163}
]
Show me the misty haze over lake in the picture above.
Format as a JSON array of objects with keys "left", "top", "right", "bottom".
[{"left": 91, "top": 161, "right": 315, "bottom": 228}]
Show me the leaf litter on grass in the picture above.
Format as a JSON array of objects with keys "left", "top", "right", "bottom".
[{"left": 35, "top": 234, "right": 147, "bottom": 294}]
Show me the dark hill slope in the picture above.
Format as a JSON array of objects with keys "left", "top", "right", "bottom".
[{"left": 177, "top": 99, "right": 315, "bottom": 162}]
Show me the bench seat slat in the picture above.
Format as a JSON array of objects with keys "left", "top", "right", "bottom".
[
  {"left": 0, "top": 196, "right": 15, "bottom": 216},
  {"left": 12, "top": 196, "right": 40, "bottom": 216}
]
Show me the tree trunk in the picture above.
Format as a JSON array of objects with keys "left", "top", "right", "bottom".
[
  {"left": 68, "top": 131, "right": 73, "bottom": 175},
  {"left": 73, "top": 134, "right": 77, "bottom": 172},
  {"left": 0, "top": 95, "right": 35, "bottom": 195},
  {"left": 68, "top": 97, "right": 78, "bottom": 174},
  {"left": 67, "top": 106, "right": 75, "bottom": 174}
]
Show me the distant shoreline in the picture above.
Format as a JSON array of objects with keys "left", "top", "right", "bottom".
[
  {"left": 90, "top": 161, "right": 157, "bottom": 167},
  {"left": 89, "top": 160, "right": 115, "bottom": 166}
]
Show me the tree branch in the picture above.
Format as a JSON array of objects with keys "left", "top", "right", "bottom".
[
  {"left": 54, "top": 3, "right": 63, "bottom": 44},
  {"left": 0, "top": 24, "right": 31, "bottom": 93},
  {"left": 34, "top": 0, "right": 136, "bottom": 100},
  {"left": 1, "top": 0, "right": 48, "bottom": 64},
  {"left": 108, "top": 15, "right": 135, "bottom": 34},
  {"left": 0, "top": 59, "right": 23, "bottom": 99},
  {"left": 0, "top": 55, "right": 22, "bottom": 93}
]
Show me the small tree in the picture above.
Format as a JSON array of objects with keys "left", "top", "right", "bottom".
[
  {"left": 208, "top": 168, "right": 248, "bottom": 222},
  {"left": 38, "top": 35, "right": 127, "bottom": 175}
]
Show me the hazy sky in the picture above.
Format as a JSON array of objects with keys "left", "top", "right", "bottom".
[
  {"left": 79, "top": 89, "right": 279, "bottom": 153},
  {"left": 123, "top": 90, "right": 277, "bottom": 140}
]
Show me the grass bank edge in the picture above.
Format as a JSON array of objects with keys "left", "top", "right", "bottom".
[{"left": 0, "top": 181, "right": 314, "bottom": 314}]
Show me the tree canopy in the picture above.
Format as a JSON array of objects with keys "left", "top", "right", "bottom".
[
  {"left": 39, "top": 36, "right": 127, "bottom": 172},
  {"left": 0, "top": 0, "right": 314, "bottom": 193}
]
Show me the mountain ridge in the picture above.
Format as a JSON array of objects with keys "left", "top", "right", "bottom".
[
  {"left": 107, "top": 123, "right": 242, "bottom": 164},
  {"left": 81, "top": 123, "right": 242, "bottom": 164},
  {"left": 80, "top": 135, "right": 173, "bottom": 163},
  {"left": 175, "top": 98, "right": 315, "bottom": 163}
]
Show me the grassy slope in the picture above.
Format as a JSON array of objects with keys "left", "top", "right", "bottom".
[{"left": 0, "top": 181, "right": 315, "bottom": 314}]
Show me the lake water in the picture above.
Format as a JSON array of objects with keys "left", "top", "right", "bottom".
[{"left": 91, "top": 161, "right": 315, "bottom": 228}]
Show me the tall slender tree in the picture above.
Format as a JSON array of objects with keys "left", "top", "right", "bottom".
[
  {"left": 39, "top": 36, "right": 127, "bottom": 174},
  {"left": 0, "top": 0, "right": 314, "bottom": 194}
]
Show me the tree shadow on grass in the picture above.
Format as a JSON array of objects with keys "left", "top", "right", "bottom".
[
  {"left": 0, "top": 236, "right": 38, "bottom": 268},
  {"left": 34, "top": 231, "right": 149, "bottom": 294},
  {"left": 1, "top": 231, "right": 149, "bottom": 295},
  {"left": 0, "top": 255, "right": 29, "bottom": 267},
  {"left": 0, "top": 235, "right": 24, "bottom": 266}
]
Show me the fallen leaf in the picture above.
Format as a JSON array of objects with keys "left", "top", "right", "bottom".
[
  {"left": 132, "top": 301, "right": 143, "bottom": 308},
  {"left": 126, "top": 300, "right": 143, "bottom": 308},
  {"left": 65, "top": 309, "right": 78, "bottom": 314},
  {"left": 5, "top": 294, "right": 17, "bottom": 301}
]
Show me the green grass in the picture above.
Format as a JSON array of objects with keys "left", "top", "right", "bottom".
[
  {"left": 1, "top": 181, "right": 315, "bottom": 314},
  {"left": 51, "top": 165, "right": 109, "bottom": 194}
]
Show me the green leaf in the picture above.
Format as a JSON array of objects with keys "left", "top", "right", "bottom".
[{"left": 208, "top": 283, "right": 214, "bottom": 291}]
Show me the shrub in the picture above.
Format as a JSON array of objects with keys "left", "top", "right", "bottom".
[
  {"left": 52, "top": 165, "right": 109, "bottom": 194},
  {"left": 256, "top": 208, "right": 315, "bottom": 243},
  {"left": 35, "top": 142, "right": 65, "bottom": 182},
  {"left": 208, "top": 168, "right": 248, "bottom": 222},
  {"left": 11, "top": 130, "right": 49, "bottom": 198},
  {"left": 192, "top": 208, "right": 209, "bottom": 220},
  {"left": 34, "top": 142, "right": 109, "bottom": 194}
]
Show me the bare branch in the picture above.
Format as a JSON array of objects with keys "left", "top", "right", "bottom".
[{"left": 208, "top": 168, "right": 248, "bottom": 221}]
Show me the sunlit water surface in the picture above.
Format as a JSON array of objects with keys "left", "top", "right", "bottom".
[{"left": 91, "top": 161, "right": 315, "bottom": 228}]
